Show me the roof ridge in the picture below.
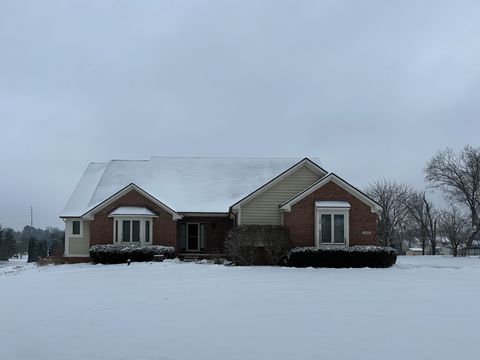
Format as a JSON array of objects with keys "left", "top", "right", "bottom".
[
  {"left": 110, "top": 159, "right": 150, "bottom": 162},
  {"left": 150, "top": 156, "right": 310, "bottom": 160}
]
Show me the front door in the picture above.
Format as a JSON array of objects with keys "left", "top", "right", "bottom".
[{"left": 187, "top": 223, "right": 199, "bottom": 251}]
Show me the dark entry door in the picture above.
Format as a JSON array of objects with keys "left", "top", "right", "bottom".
[{"left": 187, "top": 224, "right": 199, "bottom": 251}]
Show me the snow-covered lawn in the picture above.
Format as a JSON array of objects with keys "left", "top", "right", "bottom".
[{"left": 1, "top": 256, "right": 479, "bottom": 360}]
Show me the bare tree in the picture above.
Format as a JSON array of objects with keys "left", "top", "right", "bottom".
[
  {"left": 365, "top": 180, "right": 411, "bottom": 248},
  {"left": 425, "top": 146, "right": 480, "bottom": 244},
  {"left": 438, "top": 204, "right": 469, "bottom": 257},
  {"left": 404, "top": 191, "right": 439, "bottom": 255}
]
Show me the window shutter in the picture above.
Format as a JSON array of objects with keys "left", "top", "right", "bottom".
[
  {"left": 199, "top": 223, "right": 205, "bottom": 251},
  {"left": 181, "top": 223, "right": 187, "bottom": 251}
]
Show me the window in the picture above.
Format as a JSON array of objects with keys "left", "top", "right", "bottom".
[
  {"left": 334, "top": 215, "right": 344, "bottom": 243},
  {"left": 317, "top": 212, "right": 348, "bottom": 245},
  {"left": 115, "top": 221, "right": 118, "bottom": 242},
  {"left": 320, "top": 215, "right": 331, "bottom": 243},
  {"left": 123, "top": 221, "right": 131, "bottom": 242},
  {"left": 132, "top": 220, "right": 140, "bottom": 242},
  {"left": 72, "top": 221, "right": 81, "bottom": 235},
  {"left": 145, "top": 221, "right": 150, "bottom": 243}
]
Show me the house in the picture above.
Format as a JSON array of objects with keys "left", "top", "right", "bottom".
[
  {"left": 405, "top": 247, "right": 423, "bottom": 256},
  {"left": 60, "top": 157, "right": 382, "bottom": 260}
]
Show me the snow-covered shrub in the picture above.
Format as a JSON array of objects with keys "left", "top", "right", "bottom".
[
  {"left": 225, "top": 225, "right": 290, "bottom": 265},
  {"left": 284, "top": 246, "right": 397, "bottom": 268},
  {"left": 90, "top": 245, "right": 176, "bottom": 264}
]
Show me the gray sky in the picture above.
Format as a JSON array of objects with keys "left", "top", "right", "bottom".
[{"left": 1, "top": 0, "right": 479, "bottom": 230}]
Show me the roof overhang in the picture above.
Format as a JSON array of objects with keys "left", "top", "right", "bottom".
[
  {"left": 78, "top": 183, "right": 182, "bottom": 221},
  {"left": 230, "top": 158, "right": 327, "bottom": 211},
  {"left": 179, "top": 212, "right": 230, "bottom": 217},
  {"left": 315, "top": 200, "right": 351, "bottom": 209},
  {"left": 108, "top": 206, "right": 158, "bottom": 217},
  {"left": 280, "top": 173, "right": 382, "bottom": 214}
]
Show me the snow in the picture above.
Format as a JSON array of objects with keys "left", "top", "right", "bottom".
[
  {"left": 61, "top": 162, "right": 109, "bottom": 217},
  {"left": 1, "top": 256, "right": 479, "bottom": 360},
  {"left": 61, "top": 157, "right": 324, "bottom": 217},
  {"left": 108, "top": 206, "right": 157, "bottom": 217}
]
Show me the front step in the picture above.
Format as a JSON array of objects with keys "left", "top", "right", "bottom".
[{"left": 182, "top": 256, "right": 199, "bottom": 262}]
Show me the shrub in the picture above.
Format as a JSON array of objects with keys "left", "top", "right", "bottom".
[
  {"left": 225, "top": 225, "right": 290, "bottom": 265},
  {"left": 284, "top": 246, "right": 397, "bottom": 268},
  {"left": 90, "top": 245, "right": 176, "bottom": 264}
]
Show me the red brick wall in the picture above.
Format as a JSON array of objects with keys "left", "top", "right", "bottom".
[
  {"left": 89, "top": 189, "right": 178, "bottom": 248},
  {"left": 178, "top": 216, "right": 234, "bottom": 253},
  {"left": 283, "top": 181, "right": 377, "bottom": 247}
]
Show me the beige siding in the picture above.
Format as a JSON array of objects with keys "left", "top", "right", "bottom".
[
  {"left": 241, "top": 165, "right": 321, "bottom": 225},
  {"left": 66, "top": 220, "right": 90, "bottom": 256}
]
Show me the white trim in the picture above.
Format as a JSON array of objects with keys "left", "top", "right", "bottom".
[
  {"left": 81, "top": 183, "right": 182, "bottom": 221},
  {"left": 315, "top": 207, "right": 350, "bottom": 247},
  {"left": 231, "top": 158, "right": 327, "bottom": 210},
  {"left": 63, "top": 218, "right": 69, "bottom": 256},
  {"left": 281, "top": 173, "right": 382, "bottom": 213}
]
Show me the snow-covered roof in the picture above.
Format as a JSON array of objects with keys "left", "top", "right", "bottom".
[
  {"left": 61, "top": 157, "right": 322, "bottom": 217},
  {"left": 108, "top": 207, "right": 157, "bottom": 217},
  {"left": 315, "top": 201, "right": 351, "bottom": 208}
]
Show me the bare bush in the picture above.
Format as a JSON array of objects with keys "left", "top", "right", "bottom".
[
  {"left": 225, "top": 225, "right": 290, "bottom": 265},
  {"left": 224, "top": 226, "right": 257, "bottom": 265},
  {"left": 262, "top": 226, "right": 290, "bottom": 265}
]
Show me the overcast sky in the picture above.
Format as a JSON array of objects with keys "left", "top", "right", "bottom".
[{"left": 1, "top": 0, "right": 479, "bottom": 230}]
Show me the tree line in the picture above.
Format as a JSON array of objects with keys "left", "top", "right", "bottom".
[
  {"left": 0, "top": 225, "right": 64, "bottom": 262},
  {"left": 366, "top": 145, "right": 480, "bottom": 256}
]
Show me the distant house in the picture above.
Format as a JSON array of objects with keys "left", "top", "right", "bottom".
[
  {"left": 60, "top": 157, "right": 382, "bottom": 260},
  {"left": 405, "top": 248, "right": 423, "bottom": 256}
]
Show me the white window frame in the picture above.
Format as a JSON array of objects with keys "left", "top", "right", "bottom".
[
  {"left": 70, "top": 219, "right": 83, "bottom": 238},
  {"left": 315, "top": 208, "right": 349, "bottom": 247},
  {"left": 112, "top": 217, "right": 153, "bottom": 244}
]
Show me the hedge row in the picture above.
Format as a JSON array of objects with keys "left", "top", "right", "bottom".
[
  {"left": 90, "top": 245, "right": 176, "bottom": 264},
  {"left": 284, "top": 246, "right": 397, "bottom": 268}
]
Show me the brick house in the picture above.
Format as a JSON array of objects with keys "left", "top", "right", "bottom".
[{"left": 60, "top": 157, "right": 381, "bottom": 260}]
